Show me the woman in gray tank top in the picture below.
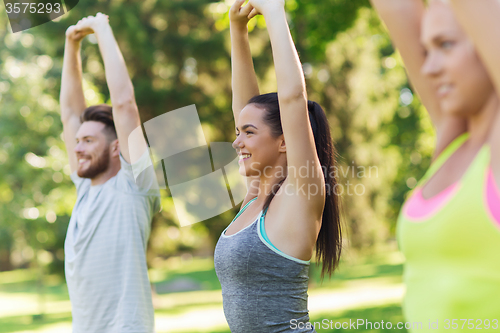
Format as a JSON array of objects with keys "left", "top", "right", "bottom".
[{"left": 214, "top": 0, "right": 343, "bottom": 332}]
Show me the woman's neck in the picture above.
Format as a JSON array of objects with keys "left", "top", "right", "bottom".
[{"left": 467, "top": 93, "right": 500, "bottom": 147}]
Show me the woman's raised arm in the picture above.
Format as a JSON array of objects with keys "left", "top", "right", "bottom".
[
  {"left": 447, "top": 0, "right": 500, "bottom": 171},
  {"left": 248, "top": 0, "right": 324, "bottom": 195},
  {"left": 229, "top": 0, "right": 261, "bottom": 204},
  {"left": 230, "top": 0, "right": 260, "bottom": 123}
]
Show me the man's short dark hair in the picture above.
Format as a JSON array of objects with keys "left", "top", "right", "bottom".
[{"left": 81, "top": 104, "right": 117, "bottom": 142}]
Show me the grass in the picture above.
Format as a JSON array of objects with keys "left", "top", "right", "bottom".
[
  {"left": 0, "top": 251, "right": 407, "bottom": 333},
  {"left": 312, "top": 305, "right": 408, "bottom": 332}
]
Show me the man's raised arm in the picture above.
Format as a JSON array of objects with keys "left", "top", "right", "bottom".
[
  {"left": 75, "top": 14, "right": 146, "bottom": 164},
  {"left": 60, "top": 25, "right": 90, "bottom": 173}
]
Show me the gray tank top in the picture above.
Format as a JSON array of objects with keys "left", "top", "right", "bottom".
[{"left": 214, "top": 198, "right": 316, "bottom": 333}]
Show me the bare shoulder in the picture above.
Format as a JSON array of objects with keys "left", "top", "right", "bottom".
[{"left": 262, "top": 182, "right": 324, "bottom": 261}]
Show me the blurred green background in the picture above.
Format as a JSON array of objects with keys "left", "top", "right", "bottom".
[{"left": 0, "top": 0, "right": 436, "bottom": 331}]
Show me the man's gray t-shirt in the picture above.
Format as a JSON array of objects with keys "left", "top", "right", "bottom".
[{"left": 65, "top": 152, "right": 160, "bottom": 333}]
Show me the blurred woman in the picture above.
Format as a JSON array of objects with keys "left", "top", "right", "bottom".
[
  {"left": 372, "top": 0, "right": 500, "bottom": 329},
  {"left": 213, "top": 0, "right": 342, "bottom": 331}
]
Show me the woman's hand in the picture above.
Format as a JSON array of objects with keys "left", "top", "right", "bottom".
[
  {"left": 229, "top": 0, "right": 255, "bottom": 31},
  {"left": 74, "top": 13, "right": 110, "bottom": 36},
  {"left": 247, "top": 0, "right": 284, "bottom": 19}
]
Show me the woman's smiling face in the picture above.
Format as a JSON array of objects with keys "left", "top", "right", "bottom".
[
  {"left": 232, "top": 103, "right": 286, "bottom": 177},
  {"left": 421, "top": 1, "right": 496, "bottom": 117}
]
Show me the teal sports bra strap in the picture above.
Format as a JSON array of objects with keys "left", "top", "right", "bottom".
[{"left": 232, "top": 197, "right": 257, "bottom": 222}]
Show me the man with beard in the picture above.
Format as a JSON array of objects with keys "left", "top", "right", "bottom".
[{"left": 59, "top": 13, "right": 160, "bottom": 333}]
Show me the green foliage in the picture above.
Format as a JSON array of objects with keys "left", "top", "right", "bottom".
[
  {"left": 0, "top": 25, "right": 73, "bottom": 273},
  {"left": 288, "top": 0, "right": 370, "bottom": 62}
]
